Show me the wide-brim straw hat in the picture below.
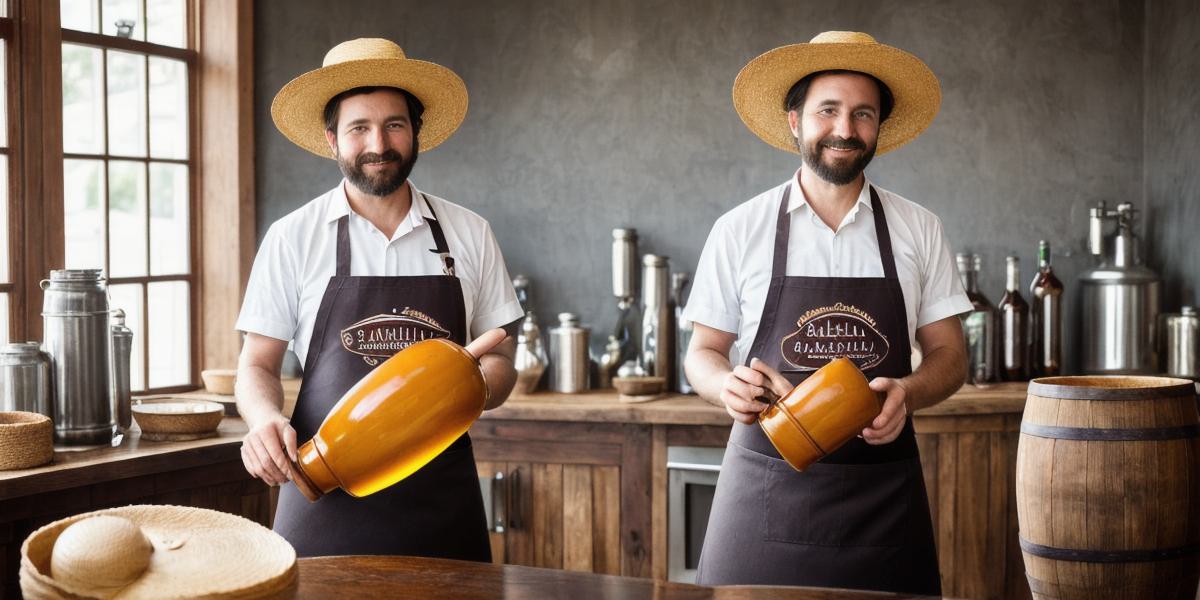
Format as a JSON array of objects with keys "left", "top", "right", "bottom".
[
  {"left": 732, "top": 31, "right": 941, "bottom": 155},
  {"left": 20, "top": 505, "right": 296, "bottom": 599},
  {"left": 271, "top": 38, "right": 467, "bottom": 158}
]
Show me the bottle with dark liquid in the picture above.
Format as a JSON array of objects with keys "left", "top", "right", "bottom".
[
  {"left": 999, "top": 255, "right": 1030, "bottom": 381},
  {"left": 1029, "top": 241, "right": 1064, "bottom": 377},
  {"left": 956, "top": 253, "right": 998, "bottom": 383}
]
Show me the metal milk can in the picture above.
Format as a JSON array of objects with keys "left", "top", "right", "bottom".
[{"left": 41, "top": 269, "right": 114, "bottom": 444}]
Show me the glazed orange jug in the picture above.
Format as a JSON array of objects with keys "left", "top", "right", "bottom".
[
  {"left": 289, "top": 330, "right": 505, "bottom": 501},
  {"left": 758, "top": 357, "right": 884, "bottom": 471}
]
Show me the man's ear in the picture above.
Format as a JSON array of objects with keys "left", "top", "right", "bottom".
[
  {"left": 325, "top": 129, "right": 338, "bottom": 157},
  {"left": 787, "top": 110, "right": 800, "bottom": 139}
]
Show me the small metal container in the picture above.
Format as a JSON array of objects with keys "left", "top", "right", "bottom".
[
  {"left": 1162, "top": 307, "right": 1199, "bottom": 380},
  {"left": 612, "top": 229, "right": 639, "bottom": 299},
  {"left": 548, "top": 313, "right": 589, "bottom": 393},
  {"left": 111, "top": 308, "right": 134, "bottom": 432},
  {"left": 0, "top": 342, "right": 54, "bottom": 417}
]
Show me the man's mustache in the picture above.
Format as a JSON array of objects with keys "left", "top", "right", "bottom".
[
  {"left": 821, "top": 137, "right": 866, "bottom": 151},
  {"left": 356, "top": 149, "right": 403, "bottom": 167}
]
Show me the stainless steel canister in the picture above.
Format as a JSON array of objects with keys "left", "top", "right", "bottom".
[
  {"left": 612, "top": 229, "right": 639, "bottom": 300},
  {"left": 548, "top": 312, "right": 589, "bottom": 393},
  {"left": 641, "top": 255, "right": 677, "bottom": 391},
  {"left": 110, "top": 308, "right": 134, "bottom": 431},
  {"left": 41, "top": 269, "right": 113, "bottom": 444},
  {"left": 0, "top": 342, "right": 54, "bottom": 417},
  {"left": 1162, "top": 307, "right": 1199, "bottom": 379}
]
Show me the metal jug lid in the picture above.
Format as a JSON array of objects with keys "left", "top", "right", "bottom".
[
  {"left": 612, "top": 228, "right": 637, "bottom": 240},
  {"left": 48, "top": 269, "right": 104, "bottom": 282},
  {"left": 642, "top": 254, "right": 668, "bottom": 267},
  {"left": 557, "top": 312, "right": 579, "bottom": 326},
  {"left": 1183, "top": 306, "right": 1196, "bottom": 316},
  {"left": 0, "top": 342, "right": 45, "bottom": 355}
]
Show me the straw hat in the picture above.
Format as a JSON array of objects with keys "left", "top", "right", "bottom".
[
  {"left": 271, "top": 38, "right": 468, "bottom": 158},
  {"left": 732, "top": 31, "right": 941, "bottom": 155},
  {"left": 20, "top": 505, "right": 296, "bottom": 599}
]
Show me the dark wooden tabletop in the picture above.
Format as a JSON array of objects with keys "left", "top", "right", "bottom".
[{"left": 294, "top": 556, "right": 941, "bottom": 599}]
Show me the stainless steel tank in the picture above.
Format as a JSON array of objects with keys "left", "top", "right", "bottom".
[
  {"left": 41, "top": 269, "right": 114, "bottom": 444},
  {"left": 1079, "top": 202, "right": 1161, "bottom": 375},
  {"left": 1162, "top": 307, "right": 1198, "bottom": 379},
  {"left": 548, "top": 312, "right": 589, "bottom": 393}
]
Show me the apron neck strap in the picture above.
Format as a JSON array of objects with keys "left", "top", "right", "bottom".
[
  {"left": 333, "top": 193, "right": 458, "bottom": 278},
  {"left": 771, "top": 182, "right": 900, "bottom": 280}
]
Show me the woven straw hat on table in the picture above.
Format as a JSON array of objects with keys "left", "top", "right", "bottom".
[
  {"left": 732, "top": 31, "right": 941, "bottom": 156},
  {"left": 0, "top": 411, "right": 53, "bottom": 470},
  {"left": 271, "top": 37, "right": 467, "bottom": 158},
  {"left": 20, "top": 505, "right": 296, "bottom": 599}
]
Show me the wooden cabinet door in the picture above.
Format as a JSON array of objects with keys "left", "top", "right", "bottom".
[{"left": 478, "top": 460, "right": 622, "bottom": 575}]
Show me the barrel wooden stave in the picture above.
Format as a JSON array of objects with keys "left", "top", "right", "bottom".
[{"left": 1016, "top": 377, "right": 1200, "bottom": 600}]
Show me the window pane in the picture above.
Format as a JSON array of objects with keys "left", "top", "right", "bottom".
[
  {"left": 64, "top": 159, "right": 106, "bottom": 270},
  {"left": 0, "top": 155, "right": 7, "bottom": 282},
  {"left": 148, "top": 280, "right": 189, "bottom": 388},
  {"left": 110, "top": 283, "right": 144, "bottom": 391},
  {"left": 149, "top": 57, "right": 187, "bottom": 159},
  {"left": 101, "top": 0, "right": 144, "bottom": 40},
  {"left": 150, "top": 162, "right": 188, "bottom": 275},
  {"left": 0, "top": 294, "right": 8, "bottom": 344},
  {"left": 146, "top": 0, "right": 185, "bottom": 48},
  {"left": 107, "top": 50, "right": 147, "bottom": 157},
  {"left": 61, "top": 0, "right": 100, "bottom": 33},
  {"left": 62, "top": 44, "right": 106, "bottom": 155},
  {"left": 108, "top": 160, "right": 147, "bottom": 277}
]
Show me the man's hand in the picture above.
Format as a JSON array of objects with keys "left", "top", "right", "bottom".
[
  {"left": 241, "top": 415, "right": 298, "bottom": 487},
  {"left": 862, "top": 377, "right": 910, "bottom": 445},
  {"left": 719, "top": 357, "right": 792, "bottom": 424}
]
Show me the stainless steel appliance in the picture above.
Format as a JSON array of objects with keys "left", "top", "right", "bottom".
[
  {"left": 513, "top": 310, "right": 548, "bottom": 395},
  {"left": 41, "top": 269, "right": 114, "bottom": 444},
  {"left": 667, "top": 445, "right": 724, "bottom": 583},
  {"left": 110, "top": 308, "right": 134, "bottom": 432},
  {"left": 1080, "top": 202, "right": 1161, "bottom": 374},
  {"left": 672, "top": 272, "right": 694, "bottom": 394},
  {"left": 641, "top": 254, "right": 677, "bottom": 391},
  {"left": 548, "top": 312, "right": 589, "bottom": 393},
  {"left": 1162, "top": 307, "right": 1198, "bottom": 380},
  {"left": 0, "top": 342, "right": 53, "bottom": 416},
  {"left": 610, "top": 229, "right": 641, "bottom": 369}
]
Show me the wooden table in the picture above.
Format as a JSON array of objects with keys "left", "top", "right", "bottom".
[{"left": 293, "top": 555, "right": 940, "bottom": 599}]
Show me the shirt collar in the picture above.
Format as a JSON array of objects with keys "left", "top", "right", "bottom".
[
  {"left": 786, "top": 169, "right": 874, "bottom": 216},
  {"left": 324, "top": 179, "right": 431, "bottom": 228}
]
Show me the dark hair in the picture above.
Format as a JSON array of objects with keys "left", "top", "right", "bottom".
[
  {"left": 783, "top": 70, "right": 894, "bottom": 122},
  {"left": 323, "top": 86, "right": 425, "bottom": 137}
]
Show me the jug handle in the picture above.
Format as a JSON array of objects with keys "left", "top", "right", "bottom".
[{"left": 39, "top": 279, "right": 49, "bottom": 290}]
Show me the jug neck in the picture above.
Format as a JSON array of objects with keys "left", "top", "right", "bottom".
[{"left": 292, "top": 438, "right": 340, "bottom": 501}]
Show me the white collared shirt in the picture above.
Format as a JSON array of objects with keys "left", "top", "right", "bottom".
[
  {"left": 682, "top": 172, "right": 972, "bottom": 367},
  {"left": 236, "top": 180, "right": 524, "bottom": 366}
]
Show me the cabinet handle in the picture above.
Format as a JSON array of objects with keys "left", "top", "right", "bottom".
[
  {"left": 490, "top": 471, "right": 506, "bottom": 533},
  {"left": 508, "top": 467, "right": 522, "bottom": 530}
]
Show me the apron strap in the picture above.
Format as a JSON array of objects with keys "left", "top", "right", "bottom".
[
  {"left": 422, "top": 194, "right": 456, "bottom": 277},
  {"left": 769, "top": 185, "right": 792, "bottom": 281},
  {"left": 868, "top": 186, "right": 900, "bottom": 280},
  {"left": 333, "top": 194, "right": 459, "bottom": 278},
  {"left": 335, "top": 215, "right": 351, "bottom": 277}
]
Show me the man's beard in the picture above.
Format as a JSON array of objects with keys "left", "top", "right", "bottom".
[
  {"left": 337, "top": 146, "right": 418, "bottom": 197},
  {"left": 796, "top": 133, "right": 876, "bottom": 185}
]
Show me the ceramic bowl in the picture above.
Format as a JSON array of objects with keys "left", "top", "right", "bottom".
[
  {"left": 200, "top": 369, "right": 237, "bottom": 395},
  {"left": 758, "top": 357, "right": 883, "bottom": 471},
  {"left": 132, "top": 400, "right": 224, "bottom": 441}
]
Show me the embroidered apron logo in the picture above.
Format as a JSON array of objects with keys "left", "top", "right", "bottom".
[
  {"left": 780, "top": 302, "right": 890, "bottom": 371},
  {"left": 341, "top": 308, "right": 450, "bottom": 366}
]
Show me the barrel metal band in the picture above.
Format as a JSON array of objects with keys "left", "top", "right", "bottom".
[
  {"left": 1020, "top": 537, "right": 1200, "bottom": 563},
  {"left": 1020, "top": 422, "right": 1200, "bottom": 441}
]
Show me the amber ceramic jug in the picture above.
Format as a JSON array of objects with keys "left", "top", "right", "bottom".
[
  {"left": 758, "top": 357, "right": 884, "bottom": 472},
  {"left": 289, "top": 332, "right": 502, "bottom": 501}
]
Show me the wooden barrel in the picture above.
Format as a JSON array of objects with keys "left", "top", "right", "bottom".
[{"left": 1017, "top": 376, "right": 1200, "bottom": 599}]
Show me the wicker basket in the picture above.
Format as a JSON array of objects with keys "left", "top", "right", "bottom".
[{"left": 0, "top": 411, "right": 53, "bottom": 470}]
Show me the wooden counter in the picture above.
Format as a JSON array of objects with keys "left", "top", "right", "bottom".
[
  {"left": 0, "top": 418, "right": 268, "bottom": 597},
  {"left": 295, "top": 555, "right": 937, "bottom": 599}
]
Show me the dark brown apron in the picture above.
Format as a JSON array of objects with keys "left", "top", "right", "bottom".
[
  {"left": 273, "top": 194, "right": 491, "bottom": 561},
  {"left": 695, "top": 185, "right": 941, "bottom": 594}
]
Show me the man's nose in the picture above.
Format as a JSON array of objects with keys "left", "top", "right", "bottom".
[
  {"left": 364, "top": 126, "right": 387, "bottom": 153},
  {"left": 830, "top": 114, "right": 854, "bottom": 139}
]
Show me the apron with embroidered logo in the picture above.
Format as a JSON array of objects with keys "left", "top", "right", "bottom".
[
  {"left": 695, "top": 185, "right": 940, "bottom": 594},
  {"left": 272, "top": 194, "right": 491, "bottom": 560}
]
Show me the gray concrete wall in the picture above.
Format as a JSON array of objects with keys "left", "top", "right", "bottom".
[
  {"left": 255, "top": 0, "right": 1147, "bottom": 373},
  {"left": 1145, "top": 0, "right": 1200, "bottom": 312}
]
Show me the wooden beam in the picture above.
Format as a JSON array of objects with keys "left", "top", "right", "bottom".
[{"left": 197, "top": 0, "right": 255, "bottom": 371}]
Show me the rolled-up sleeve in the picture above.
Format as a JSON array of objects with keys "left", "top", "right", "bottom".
[
  {"left": 682, "top": 216, "right": 742, "bottom": 334},
  {"left": 235, "top": 224, "right": 300, "bottom": 342},
  {"left": 916, "top": 216, "right": 973, "bottom": 328}
]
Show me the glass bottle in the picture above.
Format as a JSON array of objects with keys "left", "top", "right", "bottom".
[
  {"left": 289, "top": 338, "right": 487, "bottom": 500},
  {"left": 957, "top": 253, "right": 998, "bottom": 384},
  {"left": 999, "top": 255, "right": 1030, "bottom": 381},
  {"left": 1029, "top": 241, "right": 1064, "bottom": 377}
]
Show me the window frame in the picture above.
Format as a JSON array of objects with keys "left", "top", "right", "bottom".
[{"left": 5, "top": 0, "right": 254, "bottom": 393}]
